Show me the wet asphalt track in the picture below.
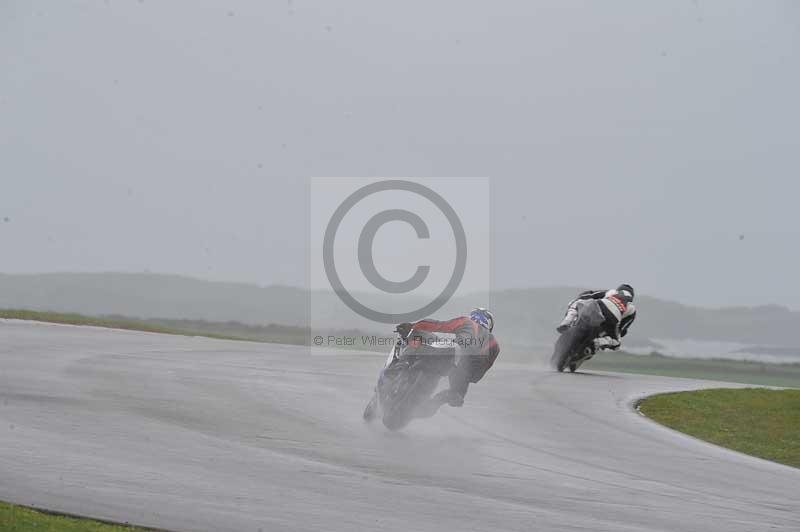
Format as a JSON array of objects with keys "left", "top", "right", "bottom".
[{"left": 1, "top": 320, "right": 798, "bottom": 531}]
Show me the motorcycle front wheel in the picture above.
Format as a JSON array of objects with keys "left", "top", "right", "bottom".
[
  {"left": 379, "top": 364, "right": 440, "bottom": 431},
  {"left": 551, "top": 319, "right": 594, "bottom": 372}
]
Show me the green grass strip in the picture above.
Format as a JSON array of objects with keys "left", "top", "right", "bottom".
[
  {"left": 0, "top": 309, "right": 268, "bottom": 343},
  {"left": 586, "top": 351, "right": 800, "bottom": 388},
  {"left": 0, "top": 501, "right": 156, "bottom": 532},
  {"left": 639, "top": 388, "right": 800, "bottom": 468}
]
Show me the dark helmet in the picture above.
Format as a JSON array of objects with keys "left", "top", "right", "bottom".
[
  {"left": 470, "top": 307, "right": 495, "bottom": 332},
  {"left": 617, "top": 284, "right": 635, "bottom": 302}
]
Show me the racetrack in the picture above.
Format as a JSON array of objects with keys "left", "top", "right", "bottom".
[{"left": 1, "top": 320, "right": 798, "bottom": 532}]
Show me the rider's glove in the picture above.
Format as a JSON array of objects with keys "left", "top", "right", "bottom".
[{"left": 395, "top": 322, "right": 414, "bottom": 340}]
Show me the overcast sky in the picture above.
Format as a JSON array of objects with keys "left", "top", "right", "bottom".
[{"left": 1, "top": 1, "right": 798, "bottom": 309}]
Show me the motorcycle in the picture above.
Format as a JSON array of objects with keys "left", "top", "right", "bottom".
[
  {"left": 363, "top": 327, "right": 457, "bottom": 431},
  {"left": 551, "top": 300, "right": 608, "bottom": 373}
]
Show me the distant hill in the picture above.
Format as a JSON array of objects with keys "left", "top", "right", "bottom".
[
  {"left": 1, "top": 272, "right": 799, "bottom": 350},
  {"left": 0, "top": 272, "right": 307, "bottom": 325}
]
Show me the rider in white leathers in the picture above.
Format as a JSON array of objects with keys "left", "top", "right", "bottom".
[{"left": 557, "top": 284, "right": 637, "bottom": 351}]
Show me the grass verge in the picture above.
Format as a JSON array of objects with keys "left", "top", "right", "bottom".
[
  {"left": 0, "top": 309, "right": 305, "bottom": 345},
  {"left": 639, "top": 388, "right": 800, "bottom": 468},
  {"left": 0, "top": 309, "right": 386, "bottom": 353},
  {"left": 0, "top": 502, "right": 156, "bottom": 531},
  {"left": 585, "top": 351, "right": 800, "bottom": 388},
  {"left": 0, "top": 309, "right": 253, "bottom": 341}
]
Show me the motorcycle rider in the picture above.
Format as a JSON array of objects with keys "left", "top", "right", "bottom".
[
  {"left": 364, "top": 308, "right": 500, "bottom": 422},
  {"left": 556, "top": 284, "right": 637, "bottom": 351}
]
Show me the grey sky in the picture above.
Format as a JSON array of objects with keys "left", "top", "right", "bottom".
[{"left": 1, "top": 1, "right": 798, "bottom": 308}]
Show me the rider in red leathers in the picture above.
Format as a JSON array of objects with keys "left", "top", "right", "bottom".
[{"left": 364, "top": 308, "right": 500, "bottom": 422}]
